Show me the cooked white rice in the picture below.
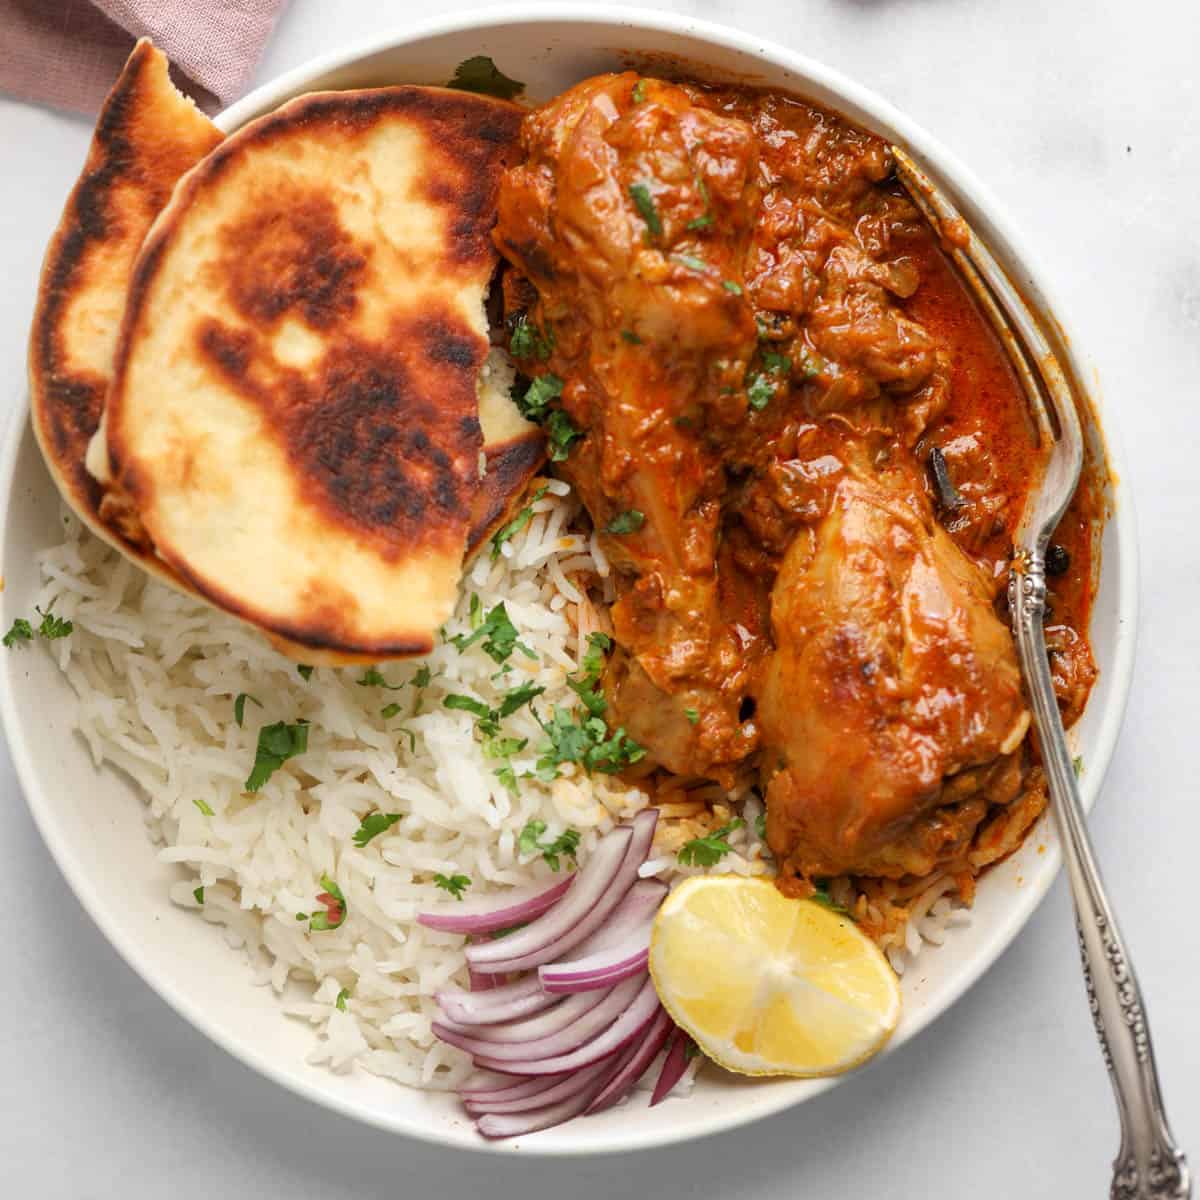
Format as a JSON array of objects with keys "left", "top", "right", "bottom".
[{"left": 32, "top": 481, "right": 956, "bottom": 1092}]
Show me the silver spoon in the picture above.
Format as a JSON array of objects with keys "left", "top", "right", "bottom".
[{"left": 893, "top": 146, "right": 1189, "bottom": 1200}]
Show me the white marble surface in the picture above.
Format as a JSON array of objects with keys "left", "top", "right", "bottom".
[{"left": 1, "top": 1, "right": 1197, "bottom": 1195}]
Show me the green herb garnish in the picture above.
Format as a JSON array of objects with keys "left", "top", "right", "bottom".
[
  {"left": 516, "top": 373, "right": 564, "bottom": 423},
  {"left": 494, "top": 764, "right": 519, "bottom": 797},
  {"left": 809, "top": 886, "right": 852, "bottom": 918},
  {"left": 497, "top": 681, "right": 545, "bottom": 718},
  {"left": 535, "top": 707, "right": 644, "bottom": 779},
  {"left": 450, "top": 601, "right": 532, "bottom": 665},
  {"left": 762, "top": 351, "right": 791, "bottom": 376},
  {"left": 193, "top": 886, "right": 205, "bottom": 904},
  {"left": 621, "top": 329, "right": 642, "bottom": 345},
  {"left": 309, "top": 874, "right": 346, "bottom": 932},
  {"left": 755, "top": 812, "right": 767, "bottom": 840},
  {"left": 746, "top": 374, "right": 774, "bottom": 411},
  {"left": 445, "top": 55, "right": 524, "bottom": 100},
  {"left": 353, "top": 812, "right": 402, "bottom": 848},
  {"left": 35, "top": 605, "right": 72, "bottom": 640},
  {"left": 604, "top": 509, "right": 646, "bottom": 535},
  {"left": 1072, "top": 755, "right": 1084, "bottom": 778},
  {"left": 381, "top": 702, "right": 403, "bottom": 719},
  {"left": 357, "top": 666, "right": 402, "bottom": 690},
  {"left": 677, "top": 819, "right": 744, "bottom": 867},
  {"left": 444, "top": 694, "right": 491, "bottom": 719},
  {"left": 628, "top": 182, "right": 662, "bottom": 239},
  {"left": 632, "top": 79, "right": 647, "bottom": 103},
  {"left": 335, "top": 987, "right": 350, "bottom": 1012},
  {"left": 192, "top": 797, "right": 214, "bottom": 817},
  {"left": 412, "top": 665, "right": 432, "bottom": 689},
  {"left": 518, "top": 820, "right": 582, "bottom": 871},
  {"left": 509, "top": 314, "right": 553, "bottom": 362},
  {"left": 2, "top": 618, "right": 32, "bottom": 648},
  {"left": 722, "top": 280, "right": 743, "bottom": 296},
  {"left": 672, "top": 253, "right": 706, "bottom": 272},
  {"left": 233, "top": 693, "right": 261, "bottom": 728},
  {"left": 433, "top": 873, "right": 472, "bottom": 900},
  {"left": 491, "top": 485, "right": 549, "bottom": 560},
  {"left": 684, "top": 708, "right": 699, "bottom": 725},
  {"left": 245, "top": 720, "right": 310, "bottom": 792},
  {"left": 297, "top": 665, "right": 314, "bottom": 681},
  {"left": 545, "top": 409, "right": 582, "bottom": 462}
]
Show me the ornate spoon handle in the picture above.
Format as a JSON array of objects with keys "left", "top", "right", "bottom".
[{"left": 1010, "top": 553, "right": 1190, "bottom": 1200}]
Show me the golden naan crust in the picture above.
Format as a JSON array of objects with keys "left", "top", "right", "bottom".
[
  {"left": 27, "top": 39, "right": 222, "bottom": 575},
  {"left": 107, "top": 87, "right": 527, "bottom": 659}
]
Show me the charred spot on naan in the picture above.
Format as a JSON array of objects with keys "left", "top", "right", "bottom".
[{"left": 28, "top": 39, "right": 222, "bottom": 562}]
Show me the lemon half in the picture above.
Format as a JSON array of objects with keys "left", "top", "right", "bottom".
[{"left": 648, "top": 875, "right": 901, "bottom": 1077}]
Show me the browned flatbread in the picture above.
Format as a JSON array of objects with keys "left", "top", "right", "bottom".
[
  {"left": 106, "top": 86, "right": 536, "bottom": 660},
  {"left": 28, "top": 39, "right": 223, "bottom": 577}
]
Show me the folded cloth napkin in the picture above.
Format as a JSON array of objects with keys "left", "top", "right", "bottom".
[{"left": 0, "top": 0, "right": 289, "bottom": 114}]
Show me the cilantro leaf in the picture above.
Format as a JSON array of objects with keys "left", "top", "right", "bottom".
[
  {"left": 1072, "top": 755, "right": 1084, "bottom": 778},
  {"left": 444, "top": 694, "right": 491, "bottom": 719},
  {"left": 747, "top": 374, "right": 774, "bottom": 411},
  {"left": 580, "top": 632, "right": 612, "bottom": 681},
  {"left": 335, "top": 987, "right": 351, "bottom": 1012},
  {"left": 672, "top": 253, "right": 706, "bottom": 272},
  {"left": 192, "top": 797, "right": 214, "bottom": 817},
  {"left": 628, "top": 182, "right": 662, "bottom": 239},
  {"left": 233, "top": 692, "right": 261, "bottom": 728},
  {"left": 686, "top": 214, "right": 713, "bottom": 231},
  {"left": 632, "top": 79, "right": 647, "bottom": 103},
  {"left": 497, "top": 682, "right": 545, "bottom": 718},
  {"left": 762, "top": 351, "right": 791, "bottom": 376},
  {"left": 491, "top": 485, "right": 548, "bottom": 560},
  {"left": 509, "top": 314, "right": 553, "bottom": 362},
  {"left": 722, "top": 280, "right": 743, "bottom": 295},
  {"left": 545, "top": 409, "right": 581, "bottom": 462},
  {"left": 677, "top": 819, "right": 744, "bottom": 867},
  {"left": 35, "top": 605, "right": 72, "bottom": 640},
  {"left": 412, "top": 666, "right": 432, "bottom": 689},
  {"left": 450, "top": 602, "right": 530, "bottom": 665},
  {"left": 798, "top": 349, "right": 826, "bottom": 379},
  {"left": 494, "top": 764, "right": 519, "bottom": 797},
  {"left": 684, "top": 708, "right": 699, "bottom": 725},
  {"left": 353, "top": 812, "right": 401, "bottom": 847},
  {"left": 755, "top": 812, "right": 767, "bottom": 840},
  {"left": 433, "top": 873, "right": 472, "bottom": 900},
  {"left": 621, "top": 329, "right": 642, "bottom": 344},
  {"left": 381, "top": 702, "right": 403, "bottom": 719},
  {"left": 445, "top": 55, "right": 524, "bottom": 99},
  {"left": 535, "top": 707, "right": 644, "bottom": 779},
  {"left": 244, "top": 720, "right": 310, "bottom": 792},
  {"left": 604, "top": 509, "right": 645, "bottom": 535},
  {"left": 193, "top": 886, "right": 205, "bottom": 904},
  {"left": 297, "top": 665, "right": 314, "bottom": 681},
  {"left": 518, "top": 820, "right": 582, "bottom": 871},
  {"left": 516, "top": 373, "right": 563, "bottom": 422},
  {"left": 357, "top": 666, "right": 402, "bottom": 689},
  {"left": 809, "top": 885, "right": 852, "bottom": 918},
  {"left": 3, "top": 618, "right": 32, "bottom": 648}
]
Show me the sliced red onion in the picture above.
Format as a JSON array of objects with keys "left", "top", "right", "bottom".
[
  {"left": 475, "top": 1068, "right": 617, "bottom": 1140},
  {"left": 467, "top": 936, "right": 500, "bottom": 991},
  {"left": 545, "top": 879, "right": 666, "bottom": 964},
  {"left": 460, "top": 1071, "right": 570, "bottom": 1103},
  {"left": 465, "top": 826, "right": 633, "bottom": 972},
  {"left": 465, "top": 1059, "right": 615, "bottom": 1116},
  {"left": 435, "top": 975, "right": 555, "bottom": 1026},
  {"left": 437, "top": 974, "right": 643, "bottom": 1062},
  {"left": 586, "top": 1007, "right": 673, "bottom": 1114},
  {"left": 458, "top": 1069, "right": 524, "bottom": 1095},
  {"left": 437, "top": 986, "right": 610, "bottom": 1045},
  {"left": 475, "top": 974, "right": 660, "bottom": 1076},
  {"left": 416, "top": 876, "right": 572, "bottom": 934},
  {"left": 539, "top": 930, "right": 651, "bottom": 994},
  {"left": 650, "top": 1028, "right": 693, "bottom": 1106},
  {"left": 471, "top": 810, "right": 658, "bottom": 974}
]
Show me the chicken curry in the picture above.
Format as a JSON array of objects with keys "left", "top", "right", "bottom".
[{"left": 493, "top": 73, "right": 1098, "bottom": 904}]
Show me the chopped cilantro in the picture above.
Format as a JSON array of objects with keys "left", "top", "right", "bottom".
[
  {"left": 193, "top": 886, "right": 204, "bottom": 904},
  {"left": 509, "top": 314, "right": 553, "bottom": 362},
  {"left": 445, "top": 55, "right": 524, "bottom": 100},
  {"left": 497, "top": 682, "right": 544, "bottom": 718},
  {"left": 722, "top": 280, "right": 743, "bottom": 296},
  {"left": 677, "top": 819, "right": 744, "bottom": 867},
  {"left": 545, "top": 409, "right": 582, "bottom": 462},
  {"left": 621, "top": 329, "right": 642, "bottom": 345},
  {"left": 604, "top": 509, "right": 646, "bottom": 535},
  {"left": 381, "top": 702, "right": 403, "bottom": 719},
  {"left": 192, "top": 797, "right": 214, "bottom": 817},
  {"left": 809, "top": 886, "right": 852, "bottom": 918},
  {"left": 468, "top": 593, "right": 483, "bottom": 629},
  {"left": 244, "top": 720, "right": 310, "bottom": 792},
  {"left": 357, "top": 666, "right": 402, "bottom": 689},
  {"left": 686, "top": 214, "right": 713, "bottom": 232},
  {"left": 1072, "top": 755, "right": 1084, "bottom": 778},
  {"left": 518, "top": 820, "right": 582, "bottom": 871},
  {"left": 536, "top": 707, "right": 644, "bottom": 779},
  {"left": 412, "top": 665, "right": 432, "bottom": 689},
  {"left": 444, "top": 694, "right": 492, "bottom": 719},
  {"left": 2, "top": 618, "right": 32, "bottom": 648},
  {"left": 755, "top": 812, "right": 767, "bottom": 840},
  {"left": 433, "top": 873, "right": 472, "bottom": 900},
  {"left": 335, "top": 987, "right": 351, "bottom": 1012},
  {"left": 580, "top": 632, "right": 612, "bottom": 680},
  {"left": 309, "top": 874, "right": 346, "bottom": 931},
  {"left": 233, "top": 693, "right": 261, "bottom": 727},
  {"left": 628, "top": 182, "right": 662, "bottom": 239},
  {"left": 297, "top": 665, "right": 314, "bottom": 681},
  {"left": 516, "top": 373, "right": 564, "bottom": 422},
  {"left": 686, "top": 177, "right": 713, "bottom": 231},
  {"left": 494, "top": 764, "right": 519, "bottom": 797},
  {"left": 762, "top": 351, "right": 791, "bottom": 376},
  {"left": 798, "top": 349, "right": 826, "bottom": 379},
  {"left": 491, "top": 485, "right": 548, "bottom": 560},
  {"left": 747, "top": 374, "right": 774, "bottom": 411},
  {"left": 683, "top": 1038, "right": 701, "bottom": 1061},
  {"left": 353, "top": 811, "right": 401, "bottom": 847},
  {"left": 672, "top": 253, "right": 706, "bottom": 272},
  {"left": 684, "top": 708, "right": 699, "bottom": 725},
  {"left": 35, "top": 605, "right": 72, "bottom": 640},
  {"left": 482, "top": 734, "right": 527, "bottom": 759},
  {"left": 632, "top": 79, "right": 647, "bottom": 103},
  {"left": 450, "top": 602, "right": 531, "bottom": 665}
]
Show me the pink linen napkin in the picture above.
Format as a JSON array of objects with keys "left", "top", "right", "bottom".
[{"left": 0, "top": 0, "right": 290, "bottom": 115}]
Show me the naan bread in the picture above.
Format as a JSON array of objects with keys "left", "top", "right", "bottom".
[
  {"left": 28, "top": 39, "right": 222, "bottom": 576},
  {"left": 106, "top": 86, "right": 531, "bottom": 660}
]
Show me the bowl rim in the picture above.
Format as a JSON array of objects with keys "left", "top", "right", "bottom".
[{"left": 0, "top": 2, "right": 1139, "bottom": 1157}]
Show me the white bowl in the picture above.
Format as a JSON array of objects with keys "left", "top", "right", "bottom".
[{"left": 0, "top": 4, "right": 1136, "bottom": 1157}]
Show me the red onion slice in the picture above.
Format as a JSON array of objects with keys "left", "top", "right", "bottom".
[
  {"left": 437, "top": 974, "right": 643, "bottom": 1062},
  {"left": 474, "top": 974, "right": 661, "bottom": 1076},
  {"left": 435, "top": 975, "right": 555, "bottom": 1026},
  {"left": 539, "top": 929, "right": 651, "bottom": 993},
  {"left": 416, "top": 876, "right": 572, "bottom": 934},
  {"left": 586, "top": 1007, "right": 673, "bottom": 1114},
  {"left": 465, "top": 826, "right": 633, "bottom": 971},
  {"left": 458, "top": 1069, "right": 524, "bottom": 1095},
  {"left": 650, "top": 1028, "right": 694, "bottom": 1106},
  {"left": 437, "top": 986, "right": 609, "bottom": 1045},
  {"left": 472, "top": 810, "right": 658, "bottom": 974},
  {"left": 465, "top": 1059, "right": 615, "bottom": 1116},
  {"left": 545, "top": 879, "right": 666, "bottom": 964},
  {"left": 475, "top": 1068, "right": 617, "bottom": 1140},
  {"left": 460, "top": 1071, "right": 570, "bottom": 1103}
]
